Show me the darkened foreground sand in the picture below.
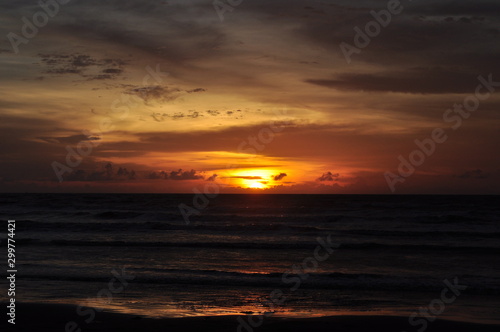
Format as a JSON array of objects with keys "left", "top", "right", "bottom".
[{"left": 2, "top": 303, "right": 499, "bottom": 332}]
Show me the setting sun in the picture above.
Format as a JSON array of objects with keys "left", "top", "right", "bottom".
[
  {"left": 248, "top": 181, "right": 267, "bottom": 189},
  {"left": 219, "top": 169, "right": 285, "bottom": 189}
]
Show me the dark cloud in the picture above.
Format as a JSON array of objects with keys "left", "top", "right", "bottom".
[
  {"left": 150, "top": 110, "right": 202, "bottom": 122},
  {"left": 273, "top": 173, "right": 287, "bottom": 181},
  {"left": 206, "top": 110, "right": 220, "bottom": 116},
  {"left": 64, "top": 165, "right": 206, "bottom": 182},
  {"left": 147, "top": 171, "right": 169, "bottom": 180},
  {"left": 126, "top": 86, "right": 182, "bottom": 103},
  {"left": 413, "top": 2, "right": 500, "bottom": 17},
  {"left": 455, "top": 169, "right": 490, "bottom": 179},
  {"left": 37, "top": 134, "right": 101, "bottom": 145},
  {"left": 35, "top": 0, "right": 227, "bottom": 65},
  {"left": 259, "top": 0, "right": 500, "bottom": 73},
  {"left": 146, "top": 169, "right": 204, "bottom": 181},
  {"left": 38, "top": 53, "right": 125, "bottom": 80},
  {"left": 169, "top": 169, "right": 203, "bottom": 181},
  {"left": 305, "top": 68, "right": 481, "bottom": 94},
  {"left": 117, "top": 167, "right": 135, "bottom": 177},
  {"left": 207, "top": 174, "right": 218, "bottom": 181},
  {"left": 187, "top": 88, "right": 206, "bottom": 93},
  {"left": 102, "top": 68, "right": 123, "bottom": 74},
  {"left": 317, "top": 172, "right": 340, "bottom": 182},
  {"left": 149, "top": 108, "right": 248, "bottom": 122},
  {"left": 65, "top": 163, "right": 136, "bottom": 182},
  {"left": 126, "top": 86, "right": 206, "bottom": 105}
]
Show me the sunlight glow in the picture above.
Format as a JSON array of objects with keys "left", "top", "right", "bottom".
[{"left": 226, "top": 169, "right": 279, "bottom": 189}]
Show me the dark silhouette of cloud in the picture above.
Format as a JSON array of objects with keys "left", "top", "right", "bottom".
[
  {"left": 305, "top": 68, "right": 480, "bottom": 94},
  {"left": 126, "top": 85, "right": 181, "bottom": 103},
  {"left": 147, "top": 171, "right": 168, "bottom": 180},
  {"left": 207, "top": 174, "right": 218, "bottom": 181},
  {"left": 456, "top": 169, "right": 490, "bottom": 179},
  {"left": 66, "top": 163, "right": 136, "bottom": 181},
  {"left": 169, "top": 169, "right": 203, "bottom": 180},
  {"left": 64, "top": 164, "right": 206, "bottom": 182},
  {"left": 126, "top": 85, "right": 206, "bottom": 105},
  {"left": 38, "top": 134, "right": 100, "bottom": 145},
  {"left": 187, "top": 88, "right": 206, "bottom": 93},
  {"left": 38, "top": 53, "right": 125, "bottom": 80},
  {"left": 274, "top": 173, "right": 287, "bottom": 181},
  {"left": 317, "top": 172, "right": 340, "bottom": 182}
]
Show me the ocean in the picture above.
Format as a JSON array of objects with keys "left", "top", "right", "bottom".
[{"left": 1, "top": 194, "right": 499, "bottom": 324}]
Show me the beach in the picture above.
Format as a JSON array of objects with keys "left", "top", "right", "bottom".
[
  {"left": 2, "top": 194, "right": 499, "bottom": 328},
  {"left": 3, "top": 303, "right": 499, "bottom": 332}
]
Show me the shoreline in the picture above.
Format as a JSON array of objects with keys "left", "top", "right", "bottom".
[{"left": 2, "top": 303, "right": 499, "bottom": 332}]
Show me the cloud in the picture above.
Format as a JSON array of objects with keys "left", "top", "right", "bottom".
[
  {"left": 38, "top": 53, "right": 125, "bottom": 80},
  {"left": 317, "top": 172, "right": 340, "bottom": 182},
  {"left": 148, "top": 108, "right": 245, "bottom": 122},
  {"left": 126, "top": 85, "right": 206, "bottom": 105},
  {"left": 169, "top": 169, "right": 203, "bottom": 181},
  {"left": 305, "top": 68, "right": 481, "bottom": 94},
  {"left": 126, "top": 85, "right": 182, "bottom": 103},
  {"left": 273, "top": 173, "right": 287, "bottom": 181},
  {"left": 455, "top": 169, "right": 490, "bottom": 179},
  {"left": 150, "top": 110, "right": 202, "bottom": 122},
  {"left": 1, "top": 0, "right": 499, "bottom": 195},
  {"left": 147, "top": 171, "right": 169, "bottom": 180},
  {"left": 65, "top": 163, "right": 136, "bottom": 181},
  {"left": 187, "top": 88, "right": 206, "bottom": 93},
  {"left": 37, "top": 134, "right": 101, "bottom": 145},
  {"left": 206, "top": 110, "right": 220, "bottom": 116},
  {"left": 413, "top": 2, "right": 500, "bottom": 17},
  {"left": 64, "top": 165, "right": 207, "bottom": 182},
  {"left": 207, "top": 174, "right": 218, "bottom": 181}
]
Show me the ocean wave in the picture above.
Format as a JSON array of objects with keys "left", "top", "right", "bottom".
[
  {"left": 339, "top": 243, "right": 500, "bottom": 252},
  {"left": 18, "top": 270, "right": 500, "bottom": 294},
  {"left": 3, "top": 238, "right": 499, "bottom": 253},
  {"left": 12, "top": 220, "right": 322, "bottom": 233},
  {"left": 93, "top": 211, "right": 144, "bottom": 220},
  {"left": 337, "top": 229, "right": 500, "bottom": 238}
]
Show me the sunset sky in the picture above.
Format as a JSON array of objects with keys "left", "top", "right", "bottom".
[{"left": 0, "top": 0, "right": 499, "bottom": 193}]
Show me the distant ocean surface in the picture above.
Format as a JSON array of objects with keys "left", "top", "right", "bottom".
[{"left": 1, "top": 194, "right": 499, "bottom": 323}]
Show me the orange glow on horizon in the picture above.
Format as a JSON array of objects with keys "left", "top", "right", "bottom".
[{"left": 220, "top": 168, "right": 284, "bottom": 189}]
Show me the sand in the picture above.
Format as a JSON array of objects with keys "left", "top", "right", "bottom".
[{"left": 2, "top": 303, "right": 499, "bottom": 332}]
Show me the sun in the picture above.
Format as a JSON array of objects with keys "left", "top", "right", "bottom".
[
  {"left": 225, "top": 168, "right": 279, "bottom": 189},
  {"left": 248, "top": 181, "right": 267, "bottom": 189}
]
